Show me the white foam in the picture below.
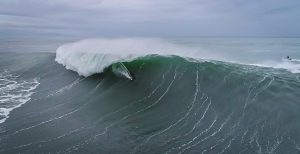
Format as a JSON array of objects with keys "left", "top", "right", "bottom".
[
  {"left": 274, "top": 61, "right": 300, "bottom": 73},
  {"left": 0, "top": 71, "right": 40, "bottom": 124},
  {"left": 251, "top": 59, "right": 300, "bottom": 74},
  {"left": 55, "top": 38, "right": 196, "bottom": 77},
  {"left": 55, "top": 38, "right": 300, "bottom": 76}
]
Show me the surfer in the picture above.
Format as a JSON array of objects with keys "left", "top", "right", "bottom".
[
  {"left": 286, "top": 56, "right": 292, "bottom": 60},
  {"left": 111, "top": 62, "right": 135, "bottom": 81}
]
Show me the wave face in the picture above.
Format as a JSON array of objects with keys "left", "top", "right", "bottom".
[
  {"left": 55, "top": 38, "right": 300, "bottom": 77},
  {"left": 55, "top": 38, "right": 196, "bottom": 77},
  {"left": 1, "top": 52, "right": 300, "bottom": 154}
]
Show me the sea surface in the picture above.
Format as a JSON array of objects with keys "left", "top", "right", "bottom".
[{"left": 0, "top": 38, "right": 300, "bottom": 154}]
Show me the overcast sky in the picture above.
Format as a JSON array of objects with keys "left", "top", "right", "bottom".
[{"left": 1, "top": 0, "right": 300, "bottom": 38}]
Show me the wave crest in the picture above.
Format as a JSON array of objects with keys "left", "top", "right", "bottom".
[
  {"left": 55, "top": 38, "right": 300, "bottom": 76},
  {"left": 55, "top": 38, "right": 195, "bottom": 77}
]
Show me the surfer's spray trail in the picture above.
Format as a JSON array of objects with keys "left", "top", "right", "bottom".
[{"left": 0, "top": 38, "right": 300, "bottom": 154}]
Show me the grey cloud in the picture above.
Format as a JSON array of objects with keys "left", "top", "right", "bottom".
[{"left": 1, "top": 0, "right": 300, "bottom": 38}]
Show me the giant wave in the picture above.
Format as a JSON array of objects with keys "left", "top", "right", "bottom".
[
  {"left": 55, "top": 38, "right": 198, "bottom": 77},
  {"left": 55, "top": 38, "right": 300, "bottom": 78},
  {"left": 0, "top": 38, "right": 300, "bottom": 154}
]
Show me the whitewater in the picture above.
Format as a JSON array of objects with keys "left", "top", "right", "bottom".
[
  {"left": 0, "top": 37, "right": 300, "bottom": 154},
  {"left": 55, "top": 38, "right": 300, "bottom": 78},
  {"left": 55, "top": 38, "right": 198, "bottom": 77}
]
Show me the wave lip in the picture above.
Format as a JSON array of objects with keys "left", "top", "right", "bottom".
[
  {"left": 55, "top": 38, "right": 300, "bottom": 77},
  {"left": 55, "top": 38, "right": 196, "bottom": 77}
]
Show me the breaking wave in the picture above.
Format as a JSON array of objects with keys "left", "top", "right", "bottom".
[
  {"left": 55, "top": 38, "right": 300, "bottom": 77},
  {"left": 1, "top": 51, "right": 300, "bottom": 153},
  {"left": 55, "top": 38, "right": 197, "bottom": 77}
]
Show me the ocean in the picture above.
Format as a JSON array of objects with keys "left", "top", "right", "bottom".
[{"left": 0, "top": 37, "right": 300, "bottom": 154}]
